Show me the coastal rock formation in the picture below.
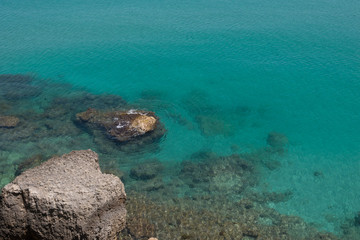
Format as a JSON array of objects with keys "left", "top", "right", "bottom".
[
  {"left": 76, "top": 108, "right": 165, "bottom": 143},
  {"left": 0, "top": 150, "right": 126, "bottom": 240},
  {"left": 0, "top": 116, "right": 19, "bottom": 128}
]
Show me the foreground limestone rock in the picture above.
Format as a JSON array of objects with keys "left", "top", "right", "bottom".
[
  {"left": 0, "top": 116, "right": 19, "bottom": 128},
  {"left": 76, "top": 108, "right": 165, "bottom": 143},
  {"left": 0, "top": 150, "right": 126, "bottom": 240}
]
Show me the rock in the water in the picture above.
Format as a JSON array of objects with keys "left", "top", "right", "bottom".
[
  {"left": 195, "top": 115, "right": 233, "bottom": 136},
  {"left": 266, "top": 132, "right": 288, "bottom": 151},
  {"left": 130, "top": 160, "right": 164, "bottom": 180},
  {"left": 355, "top": 212, "right": 360, "bottom": 226},
  {"left": 76, "top": 108, "right": 165, "bottom": 143},
  {"left": 0, "top": 74, "right": 41, "bottom": 100},
  {"left": 0, "top": 74, "right": 33, "bottom": 84},
  {"left": 14, "top": 154, "right": 45, "bottom": 177},
  {"left": 0, "top": 150, "right": 126, "bottom": 240},
  {"left": 180, "top": 154, "right": 257, "bottom": 194},
  {"left": 0, "top": 116, "right": 19, "bottom": 128},
  {"left": 126, "top": 217, "right": 156, "bottom": 239}
]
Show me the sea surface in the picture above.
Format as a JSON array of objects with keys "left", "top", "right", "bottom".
[{"left": 0, "top": 0, "right": 360, "bottom": 237}]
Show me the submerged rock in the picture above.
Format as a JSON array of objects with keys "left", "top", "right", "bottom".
[
  {"left": 0, "top": 150, "right": 126, "bottom": 240},
  {"left": 0, "top": 116, "right": 20, "bottom": 128},
  {"left": 0, "top": 74, "right": 41, "bottom": 100},
  {"left": 119, "top": 192, "right": 339, "bottom": 240},
  {"left": 0, "top": 101, "right": 11, "bottom": 114},
  {"left": 195, "top": 115, "right": 233, "bottom": 136},
  {"left": 180, "top": 153, "right": 257, "bottom": 195},
  {"left": 14, "top": 154, "right": 45, "bottom": 176},
  {"left": 76, "top": 108, "right": 165, "bottom": 143},
  {"left": 0, "top": 74, "right": 33, "bottom": 84},
  {"left": 49, "top": 93, "right": 127, "bottom": 117},
  {"left": 355, "top": 212, "right": 360, "bottom": 226},
  {"left": 266, "top": 132, "right": 288, "bottom": 152},
  {"left": 130, "top": 160, "right": 164, "bottom": 180},
  {"left": 247, "top": 191, "right": 293, "bottom": 204},
  {"left": 126, "top": 216, "right": 156, "bottom": 239}
]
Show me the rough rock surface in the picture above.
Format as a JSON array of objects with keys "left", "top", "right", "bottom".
[
  {"left": 119, "top": 192, "right": 339, "bottom": 240},
  {"left": 0, "top": 116, "right": 19, "bottom": 128},
  {"left": 0, "top": 150, "right": 126, "bottom": 240},
  {"left": 76, "top": 108, "right": 165, "bottom": 142}
]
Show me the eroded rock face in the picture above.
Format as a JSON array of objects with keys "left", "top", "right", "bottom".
[
  {"left": 0, "top": 116, "right": 19, "bottom": 128},
  {"left": 76, "top": 108, "right": 165, "bottom": 143},
  {"left": 0, "top": 150, "right": 126, "bottom": 240}
]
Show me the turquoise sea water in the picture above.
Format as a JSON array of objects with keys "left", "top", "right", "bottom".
[{"left": 1, "top": 0, "right": 360, "bottom": 237}]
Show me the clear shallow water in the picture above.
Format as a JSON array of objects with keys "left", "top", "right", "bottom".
[{"left": 1, "top": 0, "right": 360, "bottom": 236}]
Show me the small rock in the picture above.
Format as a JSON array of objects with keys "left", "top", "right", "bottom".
[
  {"left": 263, "top": 159, "right": 281, "bottom": 170},
  {"left": 141, "top": 178, "right": 165, "bottom": 192},
  {"left": 0, "top": 116, "right": 19, "bottom": 128},
  {"left": 195, "top": 115, "right": 232, "bottom": 136},
  {"left": 313, "top": 171, "right": 324, "bottom": 178}
]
